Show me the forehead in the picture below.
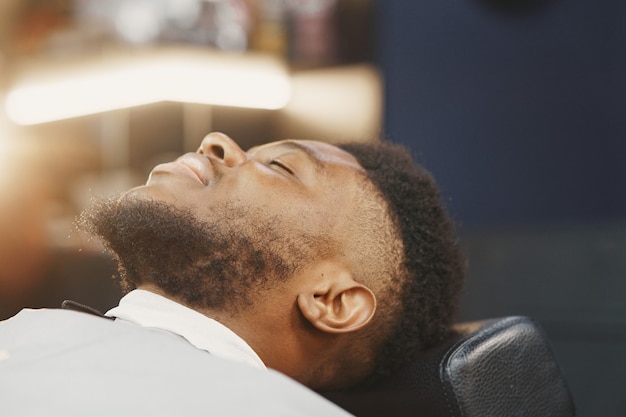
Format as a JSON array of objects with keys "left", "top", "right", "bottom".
[{"left": 249, "top": 140, "right": 365, "bottom": 173}]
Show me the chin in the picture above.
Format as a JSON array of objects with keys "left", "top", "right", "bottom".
[{"left": 121, "top": 184, "right": 179, "bottom": 206}]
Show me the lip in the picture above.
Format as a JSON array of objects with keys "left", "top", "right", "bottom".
[{"left": 150, "top": 153, "right": 212, "bottom": 185}]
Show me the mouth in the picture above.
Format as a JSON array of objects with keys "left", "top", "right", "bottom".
[
  {"left": 177, "top": 154, "right": 212, "bottom": 185},
  {"left": 150, "top": 154, "right": 212, "bottom": 185}
]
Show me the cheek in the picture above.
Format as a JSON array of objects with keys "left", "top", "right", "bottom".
[{"left": 286, "top": 200, "right": 349, "bottom": 240}]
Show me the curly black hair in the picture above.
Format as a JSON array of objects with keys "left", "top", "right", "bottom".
[{"left": 338, "top": 141, "right": 466, "bottom": 383}]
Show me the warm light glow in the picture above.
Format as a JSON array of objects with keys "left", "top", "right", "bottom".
[
  {"left": 5, "top": 48, "right": 291, "bottom": 125},
  {"left": 278, "top": 64, "right": 382, "bottom": 142}
]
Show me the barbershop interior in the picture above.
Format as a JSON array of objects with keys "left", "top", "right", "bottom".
[{"left": 0, "top": 1, "right": 624, "bottom": 416}]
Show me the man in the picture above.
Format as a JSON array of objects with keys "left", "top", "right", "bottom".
[{"left": 0, "top": 132, "right": 465, "bottom": 415}]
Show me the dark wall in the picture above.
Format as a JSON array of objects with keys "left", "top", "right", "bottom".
[
  {"left": 379, "top": 0, "right": 626, "bottom": 228},
  {"left": 377, "top": 1, "right": 626, "bottom": 416}
]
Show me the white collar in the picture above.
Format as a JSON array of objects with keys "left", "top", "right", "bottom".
[{"left": 105, "top": 289, "right": 266, "bottom": 370}]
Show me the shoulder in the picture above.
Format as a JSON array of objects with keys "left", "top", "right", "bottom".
[{"left": 0, "top": 308, "right": 352, "bottom": 417}]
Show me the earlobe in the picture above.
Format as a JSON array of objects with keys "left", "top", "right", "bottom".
[{"left": 297, "top": 282, "right": 376, "bottom": 334}]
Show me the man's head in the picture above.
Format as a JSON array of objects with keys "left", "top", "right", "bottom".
[
  {"left": 80, "top": 132, "right": 464, "bottom": 390},
  {"left": 337, "top": 141, "right": 466, "bottom": 385}
]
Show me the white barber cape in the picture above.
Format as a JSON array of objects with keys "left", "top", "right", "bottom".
[
  {"left": 105, "top": 290, "right": 266, "bottom": 369},
  {"left": 0, "top": 292, "right": 353, "bottom": 417}
]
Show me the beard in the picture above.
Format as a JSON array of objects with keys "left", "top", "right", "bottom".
[{"left": 79, "top": 195, "right": 316, "bottom": 311}]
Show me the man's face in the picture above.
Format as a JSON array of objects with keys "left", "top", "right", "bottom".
[
  {"left": 84, "top": 132, "right": 373, "bottom": 309},
  {"left": 125, "top": 132, "right": 366, "bottom": 252}
]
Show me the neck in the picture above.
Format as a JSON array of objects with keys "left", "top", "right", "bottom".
[
  {"left": 203, "top": 301, "right": 330, "bottom": 386},
  {"left": 136, "top": 283, "right": 342, "bottom": 389}
]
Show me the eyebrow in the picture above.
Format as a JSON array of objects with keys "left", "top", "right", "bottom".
[{"left": 273, "top": 141, "right": 325, "bottom": 172}]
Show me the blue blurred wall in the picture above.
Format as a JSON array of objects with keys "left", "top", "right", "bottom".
[
  {"left": 377, "top": 1, "right": 626, "bottom": 416},
  {"left": 379, "top": 0, "right": 626, "bottom": 228}
]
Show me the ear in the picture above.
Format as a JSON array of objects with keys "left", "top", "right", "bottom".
[{"left": 296, "top": 267, "right": 376, "bottom": 334}]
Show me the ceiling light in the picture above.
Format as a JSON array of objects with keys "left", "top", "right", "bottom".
[{"left": 5, "top": 47, "right": 291, "bottom": 125}]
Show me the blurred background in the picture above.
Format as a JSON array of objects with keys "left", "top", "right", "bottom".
[{"left": 0, "top": 1, "right": 624, "bottom": 416}]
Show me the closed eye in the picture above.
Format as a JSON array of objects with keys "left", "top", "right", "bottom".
[{"left": 269, "top": 159, "right": 294, "bottom": 176}]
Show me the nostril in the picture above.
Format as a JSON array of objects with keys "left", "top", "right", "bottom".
[
  {"left": 199, "top": 132, "right": 245, "bottom": 165},
  {"left": 211, "top": 145, "right": 225, "bottom": 159}
]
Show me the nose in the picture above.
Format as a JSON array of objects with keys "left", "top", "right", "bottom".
[{"left": 198, "top": 132, "right": 248, "bottom": 167}]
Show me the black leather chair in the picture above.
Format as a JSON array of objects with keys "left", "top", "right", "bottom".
[{"left": 323, "top": 316, "right": 575, "bottom": 417}]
